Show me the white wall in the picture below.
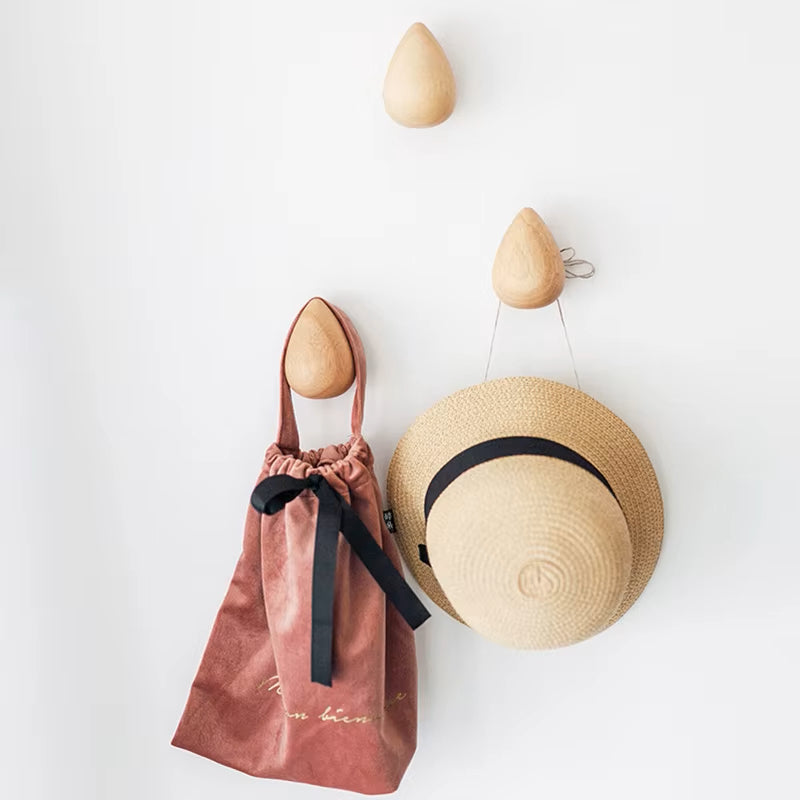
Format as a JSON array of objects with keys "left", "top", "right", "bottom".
[{"left": 3, "top": 1, "right": 800, "bottom": 798}]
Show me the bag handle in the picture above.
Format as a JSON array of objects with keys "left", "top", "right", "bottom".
[{"left": 276, "top": 298, "right": 367, "bottom": 452}]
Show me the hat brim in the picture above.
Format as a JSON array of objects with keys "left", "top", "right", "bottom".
[{"left": 386, "top": 377, "right": 663, "bottom": 628}]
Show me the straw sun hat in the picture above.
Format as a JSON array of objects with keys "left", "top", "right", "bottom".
[{"left": 386, "top": 377, "right": 663, "bottom": 649}]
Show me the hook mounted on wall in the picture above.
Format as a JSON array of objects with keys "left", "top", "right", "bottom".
[
  {"left": 285, "top": 298, "right": 356, "bottom": 399},
  {"left": 383, "top": 22, "right": 457, "bottom": 128},
  {"left": 491, "top": 208, "right": 594, "bottom": 309},
  {"left": 486, "top": 208, "right": 596, "bottom": 388}
]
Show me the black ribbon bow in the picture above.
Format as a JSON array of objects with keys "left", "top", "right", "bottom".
[{"left": 251, "top": 472, "right": 430, "bottom": 687}]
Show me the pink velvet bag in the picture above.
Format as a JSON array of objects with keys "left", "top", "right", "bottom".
[{"left": 172, "top": 299, "right": 429, "bottom": 794}]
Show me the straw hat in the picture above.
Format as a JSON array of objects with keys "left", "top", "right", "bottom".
[{"left": 386, "top": 377, "right": 663, "bottom": 649}]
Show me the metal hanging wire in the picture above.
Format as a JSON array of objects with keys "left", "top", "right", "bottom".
[{"left": 483, "top": 248, "right": 595, "bottom": 387}]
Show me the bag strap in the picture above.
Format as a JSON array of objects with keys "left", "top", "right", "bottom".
[{"left": 276, "top": 298, "right": 367, "bottom": 452}]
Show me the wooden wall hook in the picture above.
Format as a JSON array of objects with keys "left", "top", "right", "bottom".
[
  {"left": 491, "top": 208, "right": 566, "bottom": 309},
  {"left": 285, "top": 299, "right": 355, "bottom": 399},
  {"left": 383, "top": 22, "right": 456, "bottom": 128}
]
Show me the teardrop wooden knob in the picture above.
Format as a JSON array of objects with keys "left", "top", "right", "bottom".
[
  {"left": 491, "top": 208, "right": 565, "bottom": 309},
  {"left": 285, "top": 299, "right": 355, "bottom": 399},
  {"left": 383, "top": 22, "right": 456, "bottom": 128}
]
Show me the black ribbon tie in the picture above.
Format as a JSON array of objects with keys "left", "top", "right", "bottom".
[{"left": 251, "top": 472, "right": 430, "bottom": 687}]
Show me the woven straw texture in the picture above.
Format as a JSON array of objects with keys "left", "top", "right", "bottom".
[{"left": 386, "top": 377, "right": 663, "bottom": 646}]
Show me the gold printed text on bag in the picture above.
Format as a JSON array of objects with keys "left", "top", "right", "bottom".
[
  {"left": 259, "top": 675, "right": 408, "bottom": 725},
  {"left": 316, "top": 695, "right": 407, "bottom": 725}
]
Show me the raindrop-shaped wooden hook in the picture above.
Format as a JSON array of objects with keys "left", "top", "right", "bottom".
[
  {"left": 285, "top": 299, "right": 355, "bottom": 399},
  {"left": 383, "top": 22, "right": 456, "bottom": 128},
  {"left": 491, "top": 208, "right": 565, "bottom": 309}
]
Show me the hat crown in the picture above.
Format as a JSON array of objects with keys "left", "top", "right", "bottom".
[{"left": 426, "top": 456, "right": 632, "bottom": 649}]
